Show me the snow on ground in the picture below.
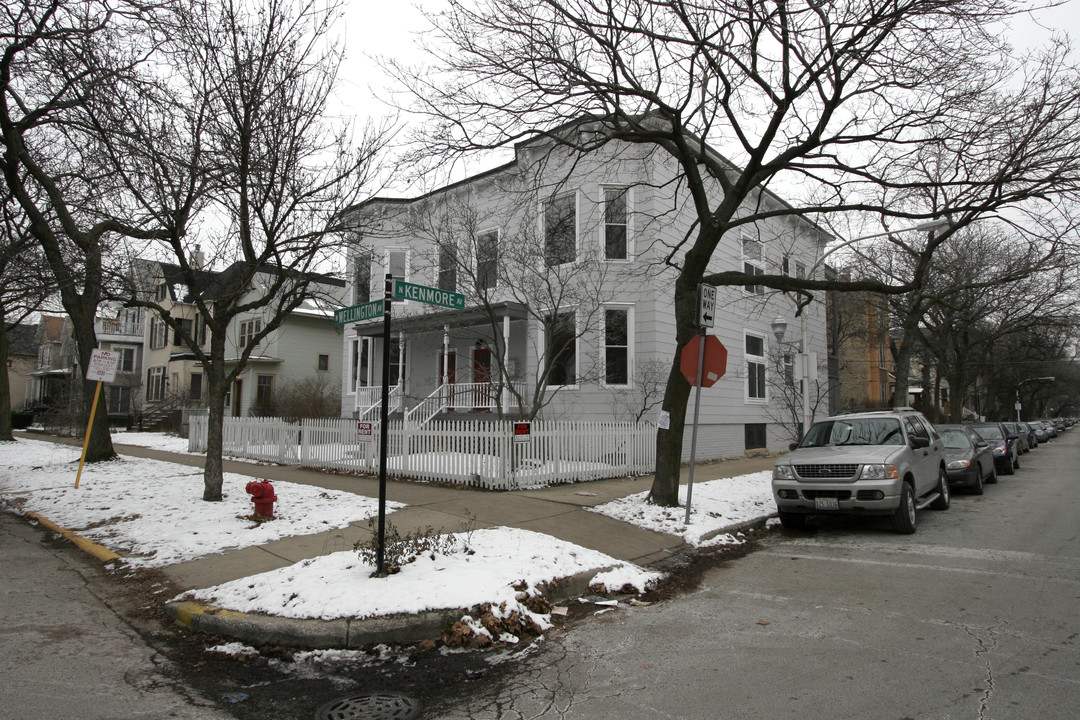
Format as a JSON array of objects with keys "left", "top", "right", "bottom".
[
  {"left": 0, "top": 438, "right": 399, "bottom": 568},
  {"left": 182, "top": 526, "right": 663, "bottom": 621},
  {"left": 589, "top": 471, "right": 775, "bottom": 546},
  {"left": 111, "top": 430, "right": 193, "bottom": 454},
  {"left": 2, "top": 432, "right": 771, "bottom": 626}
]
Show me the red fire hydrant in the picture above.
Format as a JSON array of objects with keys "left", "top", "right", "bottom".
[{"left": 245, "top": 479, "right": 277, "bottom": 520}]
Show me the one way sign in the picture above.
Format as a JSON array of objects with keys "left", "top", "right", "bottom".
[{"left": 697, "top": 284, "right": 717, "bottom": 328}]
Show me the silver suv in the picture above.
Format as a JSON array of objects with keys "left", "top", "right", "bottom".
[{"left": 772, "top": 408, "right": 950, "bottom": 534}]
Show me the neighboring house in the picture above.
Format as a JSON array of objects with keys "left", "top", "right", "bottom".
[
  {"left": 338, "top": 126, "right": 830, "bottom": 458},
  {"left": 6, "top": 323, "right": 39, "bottom": 413},
  {"left": 24, "top": 315, "right": 75, "bottom": 412},
  {"left": 135, "top": 259, "right": 348, "bottom": 420},
  {"left": 95, "top": 304, "right": 145, "bottom": 421}
]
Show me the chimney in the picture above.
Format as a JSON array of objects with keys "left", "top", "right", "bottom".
[{"left": 191, "top": 244, "right": 204, "bottom": 270}]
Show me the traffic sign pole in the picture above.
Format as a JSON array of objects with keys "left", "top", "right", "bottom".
[
  {"left": 684, "top": 326, "right": 706, "bottom": 525},
  {"left": 375, "top": 274, "right": 393, "bottom": 577},
  {"left": 74, "top": 381, "right": 103, "bottom": 489}
]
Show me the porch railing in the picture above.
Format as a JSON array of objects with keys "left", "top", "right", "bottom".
[
  {"left": 404, "top": 381, "right": 528, "bottom": 427},
  {"left": 355, "top": 384, "right": 403, "bottom": 420}
]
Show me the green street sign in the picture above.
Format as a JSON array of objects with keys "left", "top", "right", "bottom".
[
  {"left": 334, "top": 299, "right": 384, "bottom": 326},
  {"left": 392, "top": 280, "right": 466, "bottom": 310}
]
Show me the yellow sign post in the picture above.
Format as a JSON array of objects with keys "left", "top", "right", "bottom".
[{"left": 75, "top": 348, "right": 120, "bottom": 489}]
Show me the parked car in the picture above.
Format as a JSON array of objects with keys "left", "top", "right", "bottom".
[
  {"left": 968, "top": 422, "right": 1020, "bottom": 475},
  {"left": 1029, "top": 420, "right": 1051, "bottom": 443},
  {"left": 772, "top": 408, "right": 949, "bottom": 534},
  {"left": 1003, "top": 422, "right": 1031, "bottom": 454},
  {"left": 1037, "top": 419, "right": 1059, "bottom": 438},
  {"left": 936, "top": 424, "right": 996, "bottom": 495},
  {"left": 1019, "top": 421, "right": 1038, "bottom": 449}
]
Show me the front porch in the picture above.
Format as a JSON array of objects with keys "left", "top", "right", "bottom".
[{"left": 347, "top": 301, "right": 532, "bottom": 426}]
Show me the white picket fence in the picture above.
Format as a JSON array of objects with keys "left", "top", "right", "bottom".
[{"left": 188, "top": 415, "right": 656, "bottom": 490}]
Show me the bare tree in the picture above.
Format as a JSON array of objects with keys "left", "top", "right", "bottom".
[
  {"left": 0, "top": 191, "right": 55, "bottom": 440},
  {"left": 111, "top": 0, "right": 389, "bottom": 500},
  {"left": 385, "top": 0, "right": 1080, "bottom": 505},
  {"left": 0, "top": 1, "right": 184, "bottom": 461}
]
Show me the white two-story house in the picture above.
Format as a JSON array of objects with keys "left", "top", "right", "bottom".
[
  {"left": 338, "top": 129, "right": 830, "bottom": 458},
  {"left": 136, "top": 259, "right": 348, "bottom": 421}
]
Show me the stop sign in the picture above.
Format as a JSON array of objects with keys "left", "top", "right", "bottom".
[{"left": 680, "top": 334, "right": 728, "bottom": 387}]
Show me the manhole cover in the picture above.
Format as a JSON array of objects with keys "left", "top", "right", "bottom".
[{"left": 315, "top": 692, "right": 423, "bottom": 720}]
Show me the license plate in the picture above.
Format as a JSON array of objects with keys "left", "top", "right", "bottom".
[{"left": 815, "top": 496, "right": 839, "bottom": 510}]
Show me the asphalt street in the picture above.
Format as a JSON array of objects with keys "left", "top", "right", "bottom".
[
  {"left": 0, "top": 511, "right": 234, "bottom": 720},
  {"left": 426, "top": 431, "right": 1080, "bottom": 719}
]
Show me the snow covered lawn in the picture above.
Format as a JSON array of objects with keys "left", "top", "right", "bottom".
[
  {"left": 182, "top": 526, "right": 663, "bottom": 621},
  {"left": 0, "top": 438, "right": 397, "bottom": 568},
  {"left": 589, "top": 471, "right": 775, "bottom": 546}
]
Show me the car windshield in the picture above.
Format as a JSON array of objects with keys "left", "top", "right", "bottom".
[
  {"left": 939, "top": 429, "right": 973, "bottom": 450},
  {"left": 973, "top": 425, "right": 1004, "bottom": 441},
  {"left": 799, "top": 418, "right": 903, "bottom": 447}
]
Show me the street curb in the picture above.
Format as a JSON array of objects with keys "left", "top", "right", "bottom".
[
  {"left": 25, "top": 512, "right": 121, "bottom": 563},
  {"left": 166, "top": 565, "right": 605, "bottom": 649},
  {"left": 698, "top": 513, "right": 777, "bottom": 544}
]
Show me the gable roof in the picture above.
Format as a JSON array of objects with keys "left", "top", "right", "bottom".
[{"left": 150, "top": 260, "right": 344, "bottom": 304}]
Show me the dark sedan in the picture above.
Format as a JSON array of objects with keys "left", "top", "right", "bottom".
[
  {"left": 969, "top": 422, "right": 1020, "bottom": 475},
  {"left": 937, "top": 424, "right": 996, "bottom": 494},
  {"left": 1003, "top": 422, "right": 1031, "bottom": 454}
]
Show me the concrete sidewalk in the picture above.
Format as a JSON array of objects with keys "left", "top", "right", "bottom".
[{"left": 18, "top": 432, "right": 778, "bottom": 647}]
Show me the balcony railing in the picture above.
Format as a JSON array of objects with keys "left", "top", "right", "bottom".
[{"left": 95, "top": 318, "right": 143, "bottom": 337}]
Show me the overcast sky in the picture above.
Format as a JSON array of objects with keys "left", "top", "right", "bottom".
[{"left": 335, "top": 0, "right": 1079, "bottom": 124}]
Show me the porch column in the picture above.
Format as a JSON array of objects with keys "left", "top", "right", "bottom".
[
  {"left": 353, "top": 332, "right": 362, "bottom": 413},
  {"left": 442, "top": 324, "right": 450, "bottom": 405},
  {"left": 501, "top": 314, "right": 511, "bottom": 411}
]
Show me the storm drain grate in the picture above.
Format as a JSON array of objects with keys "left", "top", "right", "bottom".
[{"left": 315, "top": 692, "right": 423, "bottom": 720}]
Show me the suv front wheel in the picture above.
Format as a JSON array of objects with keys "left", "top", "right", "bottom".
[
  {"left": 930, "top": 466, "right": 950, "bottom": 510},
  {"left": 890, "top": 481, "right": 917, "bottom": 534}
]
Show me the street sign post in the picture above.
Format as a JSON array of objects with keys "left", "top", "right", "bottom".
[
  {"left": 334, "top": 299, "right": 384, "bottom": 326},
  {"left": 76, "top": 349, "right": 119, "bottom": 489},
  {"left": 679, "top": 333, "right": 728, "bottom": 524},
  {"left": 392, "top": 280, "right": 466, "bottom": 310}
]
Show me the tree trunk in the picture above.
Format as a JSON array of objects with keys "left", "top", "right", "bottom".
[
  {"left": 648, "top": 273, "right": 701, "bottom": 507},
  {"left": 203, "top": 353, "right": 228, "bottom": 502},
  {"left": 0, "top": 317, "right": 13, "bottom": 442},
  {"left": 68, "top": 311, "right": 116, "bottom": 462}
]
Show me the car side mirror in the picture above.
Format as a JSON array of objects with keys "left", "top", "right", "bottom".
[
  {"left": 910, "top": 436, "right": 930, "bottom": 449},
  {"left": 788, "top": 442, "right": 799, "bottom": 451},
  {"left": 975, "top": 440, "right": 989, "bottom": 448},
  {"left": 1007, "top": 434, "right": 1019, "bottom": 441}
]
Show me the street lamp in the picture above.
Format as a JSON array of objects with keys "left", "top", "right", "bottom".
[
  {"left": 810, "top": 218, "right": 949, "bottom": 278},
  {"left": 1016, "top": 376, "right": 1055, "bottom": 422}
]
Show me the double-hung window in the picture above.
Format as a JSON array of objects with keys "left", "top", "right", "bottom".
[
  {"left": 743, "top": 238, "right": 765, "bottom": 295},
  {"left": 603, "top": 188, "right": 629, "bottom": 260},
  {"left": 544, "top": 311, "right": 577, "bottom": 386},
  {"left": 353, "top": 252, "right": 371, "bottom": 304},
  {"left": 544, "top": 194, "right": 577, "bottom": 266},
  {"left": 387, "top": 248, "right": 408, "bottom": 281},
  {"left": 146, "top": 366, "right": 166, "bottom": 402},
  {"left": 603, "top": 307, "right": 631, "bottom": 386},
  {"left": 438, "top": 243, "right": 457, "bottom": 292},
  {"left": 239, "top": 318, "right": 261, "bottom": 349},
  {"left": 746, "top": 333, "right": 767, "bottom": 401},
  {"left": 476, "top": 230, "right": 498, "bottom": 291}
]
